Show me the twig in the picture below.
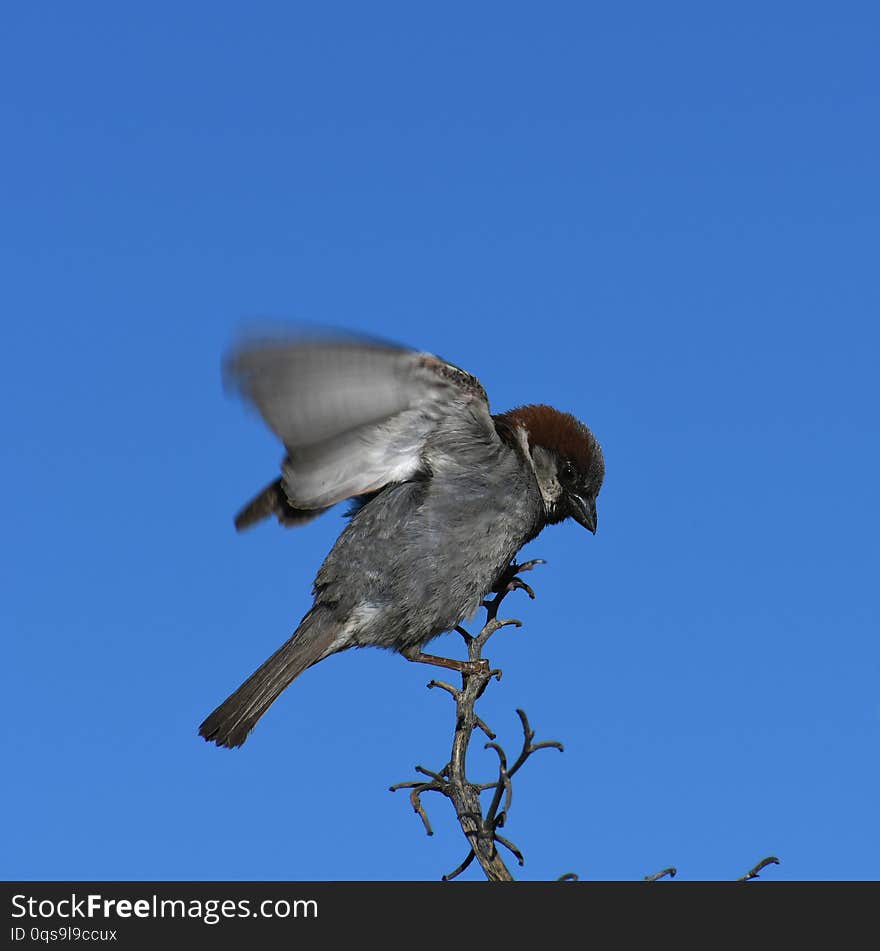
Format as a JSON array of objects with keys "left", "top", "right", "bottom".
[
  {"left": 391, "top": 559, "right": 562, "bottom": 881},
  {"left": 426, "top": 680, "right": 460, "bottom": 700},
  {"left": 737, "top": 856, "right": 780, "bottom": 882},
  {"left": 508, "top": 708, "right": 564, "bottom": 779},
  {"left": 475, "top": 716, "right": 496, "bottom": 740},
  {"left": 409, "top": 788, "right": 435, "bottom": 835},
  {"left": 494, "top": 832, "right": 525, "bottom": 866},
  {"left": 484, "top": 741, "right": 513, "bottom": 827},
  {"left": 644, "top": 866, "right": 677, "bottom": 882},
  {"left": 442, "top": 850, "right": 476, "bottom": 882}
]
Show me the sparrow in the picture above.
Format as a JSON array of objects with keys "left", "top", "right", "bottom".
[{"left": 200, "top": 332, "right": 604, "bottom": 748}]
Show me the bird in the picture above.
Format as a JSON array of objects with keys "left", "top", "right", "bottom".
[{"left": 199, "top": 332, "right": 605, "bottom": 748}]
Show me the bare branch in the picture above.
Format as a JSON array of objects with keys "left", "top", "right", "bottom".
[
  {"left": 391, "top": 559, "right": 562, "bottom": 881},
  {"left": 392, "top": 558, "right": 775, "bottom": 882}
]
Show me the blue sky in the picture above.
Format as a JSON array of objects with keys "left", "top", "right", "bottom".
[{"left": 3, "top": 3, "right": 878, "bottom": 881}]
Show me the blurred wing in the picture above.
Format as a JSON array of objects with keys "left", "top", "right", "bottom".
[{"left": 226, "top": 335, "right": 494, "bottom": 509}]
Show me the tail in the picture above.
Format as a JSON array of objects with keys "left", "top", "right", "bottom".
[
  {"left": 234, "top": 477, "right": 329, "bottom": 532},
  {"left": 199, "top": 609, "right": 341, "bottom": 748}
]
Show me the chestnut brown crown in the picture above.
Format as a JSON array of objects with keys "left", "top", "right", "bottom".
[{"left": 495, "top": 403, "right": 605, "bottom": 533}]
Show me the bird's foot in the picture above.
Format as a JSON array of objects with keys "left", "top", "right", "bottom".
[{"left": 402, "top": 647, "right": 490, "bottom": 678}]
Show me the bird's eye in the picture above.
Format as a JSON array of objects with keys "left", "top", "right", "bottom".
[{"left": 561, "top": 460, "right": 576, "bottom": 482}]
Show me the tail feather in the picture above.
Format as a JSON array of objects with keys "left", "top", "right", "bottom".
[
  {"left": 199, "top": 610, "right": 340, "bottom": 748},
  {"left": 234, "top": 477, "right": 329, "bottom": 532}
]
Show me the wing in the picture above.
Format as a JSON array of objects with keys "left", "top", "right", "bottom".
[{"left": 226, "top": 333, "right": 496, "bottom": 510}]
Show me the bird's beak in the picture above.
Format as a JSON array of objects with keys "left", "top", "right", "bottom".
[{"left": 570, "top": 494, "right": 597, "bottom": 534}]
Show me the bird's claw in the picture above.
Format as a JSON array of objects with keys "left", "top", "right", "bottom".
[
  {"left": 461, "top": 658, "right": 491, "bottom": 677},
  {"left": 514, "top": 558, "right": 546, "bottom": 574},
  {"left": 492, "top": 559, "right": 545, "bottom": 599},
  {"left": 506, "top": 577, "right": 535, "bottom": 599}
]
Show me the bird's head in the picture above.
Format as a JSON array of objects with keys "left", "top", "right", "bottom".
[{"left": 497, "top": 404, "right": 605, "bottom": 533}]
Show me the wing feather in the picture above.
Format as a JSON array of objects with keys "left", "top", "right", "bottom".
[{"left": 226, "top": 335, "right": 494, "bottom": 510}]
